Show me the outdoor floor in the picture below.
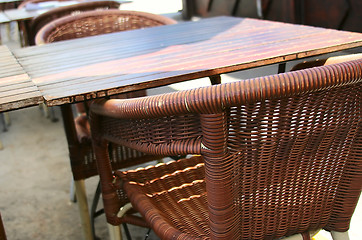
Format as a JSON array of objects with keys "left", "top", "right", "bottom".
[{"left": 0, "top": 0, "right": 361, "bottom": 239}]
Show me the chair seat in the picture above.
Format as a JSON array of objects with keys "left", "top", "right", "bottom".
[{"left": 117, "top": 156, "right": 210, "bottom": 239}]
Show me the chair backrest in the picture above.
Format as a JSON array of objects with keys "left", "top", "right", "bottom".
[
  {"left": 90, "top": 58, "right": 362, "bottom": 239},
  {"left": 0, "top": 213, "right": 6, "bottom": 240},
  {"left": 35, "top": 9, "right": 177, "bottom": 45},
  {"left": 31, "top": 1, "right": 121, "bottom": 39}
]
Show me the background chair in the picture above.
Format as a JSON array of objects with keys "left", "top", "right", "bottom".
[
  {"left": 17, "top": 0, "right": 78, "bottom": 47},
  {"left": 90, "top": 58, "right": 362, "bottom": 240},
  {"left": 29, "top": 1, "right": 121, "bottom": 122},
  {"left": 34, "top": 9, "right": 177, "bottom": 240},
  {"left": 30, "top": 0, "right": 121, "bottom": 45}
]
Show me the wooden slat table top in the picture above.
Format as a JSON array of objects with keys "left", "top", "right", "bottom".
[
  {"left": 0, "top": 46, "right": 42, "bottom": 112},
  {"left": 13, "top": 16, "right": 362, "bottom": 106},
  {"left": 3, "top": 8, "right": 41, "bottom": 21},
  {"left": 3, "top": 0, "right": 133, "bottom": 21},
  {"left": 0, "top": 0, "right": 22, "bottom": 3},
  {"left": 0, "top": 12, "right": 10, "bottom": 23}
]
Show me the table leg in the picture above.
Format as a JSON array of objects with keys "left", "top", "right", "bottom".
[
  {"left": 209, "top": 75, "right": 222, "bottom": 85},
  {"left": 182, "top": 0, "right": 195, "bottom": 20},
  {"left": 60, "top": 105, "right": 93, "bottom": 240},
  {"left": 75, "top": 180, "right": 94, "bottom": 240},
  {"left": 278, "top": 63, "right": 286, "bottom": 73},
  {"left": 0, "top": 113, "right": 7, "bottom": 132}
]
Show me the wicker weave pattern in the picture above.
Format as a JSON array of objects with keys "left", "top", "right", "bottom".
[
  {"left": 225, "top": 85, "right": 361, "bottom": 239},
  {"left": 101, "top": 114, "right": 202, "bottom": 156},
  {"left": 91, "top": 59, "right": 362, "bottom": 239},
  {"left": 119, "top": 156, "right": 209, "bottom": 239},
  {"left": 35, "top": 10, "right": 177, "bottom": 44}
]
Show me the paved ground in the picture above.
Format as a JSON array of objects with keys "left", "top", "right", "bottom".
[{"left": 0, "top": 0, "right": 361, "bottom": 239}]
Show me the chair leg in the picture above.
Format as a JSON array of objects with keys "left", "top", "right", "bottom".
[
  {"left": 122, "top": 223, "right": 132, "bottom": 240},
  {"left": 49, "top": 107, "right": 58, "bottom": 122},
  {"left": 107, "top": 203, "right": 134, "bottom": 240},
  {"left": 74, "top": 180, "right": 94, "bottom": 240},
  {"left": 107, "top": 224, "right": 122, "bottom": 240},
  {"left": 331, "top": 231, "right": 350, "bottom": 240},
  {"left": 0, "top": 114, "right": 7, "bottom": 132},
  {"left": 40, "top": 103, "right": 49, "bottom": 118},
  {"left": 281, "top": 229, "right": 319, "bottom": 240},
  {"left": 69, "top": 179, "right": 77, "bottom": 203},
  {"left": 4, "top": 113, "right": 10, "bottom": 127},
  {"left": 90, "top": 180, "right": 102, "bottom": 239}
]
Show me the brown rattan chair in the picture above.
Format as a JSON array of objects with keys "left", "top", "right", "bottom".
[
  {"left": 34, "top": 9, "right": 176, "bottom": 240},
  {"left": 90, "top": 57, "right": 362, "bottom": 240},
  {"left": 17, "top": 0, "right": 77, "bottom": 47},
  {"left": 0, "top": 213, "right": 6, "bottom": 240},
  {"left": 35, "top": 9, "right": 177, "bottom": 44},
  {"left": 29, "top": 1, "right": 121, "bottom": 45}
]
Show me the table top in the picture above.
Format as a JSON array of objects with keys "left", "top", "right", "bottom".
[
  {"left": 0, "top": 46, "right": 42, "bottom": 112},
  {"left": 3, "top": 8, "right": 43, "bottom": 22},
  {"left": 1, "top": 16, "right": 362, "bottom": 112},
  {"left": 0, "top": 0, "right": 21, "bottom": 3},
  {"left": 13, "top": 16, "right": 362, "bottom": 107},
  {"left": 0, "top": 11, "right": 10, "bottom": 23},
  {"left": 2, "top": 0, "right": 132, "bottom": 22}
]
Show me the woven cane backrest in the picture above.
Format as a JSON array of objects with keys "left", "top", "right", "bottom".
[
  {"left": 222, "top": 85, "right": 361, "bottom": 239},
  {"left": 90, "top": 59, "right": 362, "bottom": 239},
  {"left": 35, "top": 9, "right": 177, "bottom": 44}
]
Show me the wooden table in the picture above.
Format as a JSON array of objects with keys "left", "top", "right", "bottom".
[
  {"left": 10, "top": 16, "right": 362, "bottom": 109},
  {"left": 0, "top": 16, "right": 361, "bottom": 112},
  {"left": 0, "top": 45, "right": 42, "bottom": 112},
  {"left": 2, "top": 0, "right": 132, "bottom": 22},
  {"left": 0, "top": 11, "right": 9, "bottom": 23}
]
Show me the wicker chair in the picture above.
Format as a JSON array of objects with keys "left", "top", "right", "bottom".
[
  {"left": 34, "top": 10, "right": 176, "bottom": 240},
  {"left": 29, "top": 1, "right": 121, "bottom": 45},
  {"left": 0, "top": 213, "right": 6, "bottom": 240},
  {"left": 90, "top": 58, "right": 362, "bottom": 240},
  {"left": 17, "top": 0, "right": 78, "bottom": 47},
  {"left": 35, "top": 9, "right": 176, "bottom": 44}
]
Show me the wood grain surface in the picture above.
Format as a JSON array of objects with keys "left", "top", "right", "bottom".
[{"left": 9, "top": 16, "right": 362, "bottom": 107}]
